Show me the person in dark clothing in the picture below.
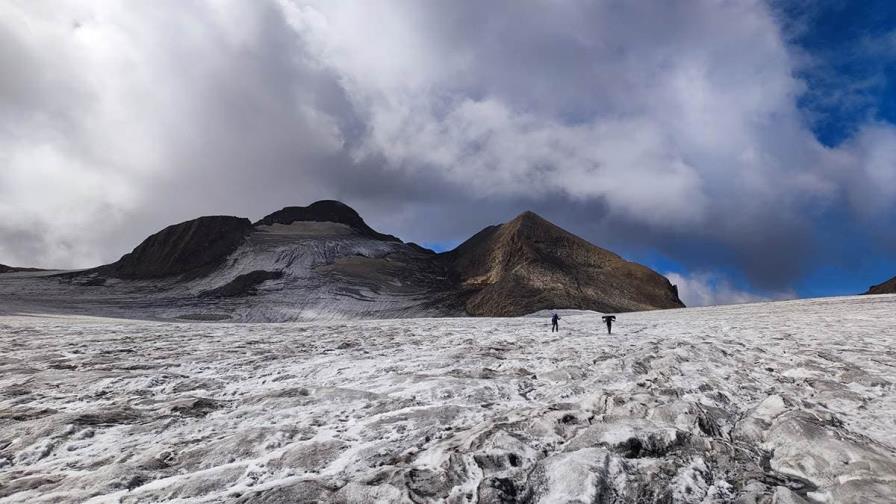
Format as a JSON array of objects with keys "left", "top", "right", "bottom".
[
  {"left": 551, "top": 313, "right": 560, "bottom": 332},
  {"left": 602, "top": 315, "right": 616, "bottom": 334}
]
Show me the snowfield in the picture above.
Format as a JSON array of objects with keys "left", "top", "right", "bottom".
[{"left": 1, "top": 295, "right": 895, "bottom": 503}]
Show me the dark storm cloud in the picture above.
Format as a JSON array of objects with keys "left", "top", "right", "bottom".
[{"left": 1, "top": 0, "right": 894, "bottom": 304}]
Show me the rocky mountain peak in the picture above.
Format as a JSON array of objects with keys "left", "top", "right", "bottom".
[
  {"left": 865, "top": 275, "right": 896, "bottom": 295},
  {"left": 254, "top": 200, "right": 400, "bottom": 242},
  {"left": 510, "top": 209, "right": 542, "bottom": 222},
  {"left": 102, "top": 215, "right": 254, "bottom": 279},
  {"left": 446, "top": 211, "right": 683, "bottom": 316}
]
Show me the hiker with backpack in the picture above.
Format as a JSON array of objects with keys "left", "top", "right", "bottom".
[{"left": 602, "top": 315, "right": 616, "bottom": 334}]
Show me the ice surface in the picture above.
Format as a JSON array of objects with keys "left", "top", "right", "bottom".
[{"left": 0, "top": 295, "right": 895, "bottom": 502}]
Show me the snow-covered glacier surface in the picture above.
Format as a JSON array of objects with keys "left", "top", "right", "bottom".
[{"left": 1, "top": 295, "right": 895, "bottom": 503}]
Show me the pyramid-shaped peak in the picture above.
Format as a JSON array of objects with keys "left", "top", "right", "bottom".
[
  {"left": 446, "top": 208, "right": 684, "bottom": 315},
  {"left": 503, "top": 210, "right": 569, "bottom": 238},
  {"left": 510, "top": 210, "right": 546, "bottom": 222}
]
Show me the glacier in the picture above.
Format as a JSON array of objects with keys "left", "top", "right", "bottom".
[{"left": 1, "top": 295, "right": 895, "bottom": 502}]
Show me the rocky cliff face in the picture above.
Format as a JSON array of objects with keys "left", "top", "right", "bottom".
[
  {"left": 865, "top": 275, "right": 896, "bottom": 295},
  {"left": 255, "top": 200, "right": 400, "bottom": 242},
  {"left": 100, "top": 216, "right": 254, "bottom": 279},
  {"left": 446, "top": 211, "right": 684, "bottom": 316}
]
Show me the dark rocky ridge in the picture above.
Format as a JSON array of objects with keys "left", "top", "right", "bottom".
[
  {"left": 100, "top": 216, "right": 254, "bottom": 279},
  {"left": 445, "top": 211, "right": 685, "bottom": 315},
  {"left": 865, "top": 275, "right": 896, "bottom": 295},
  {"left": 0, "top": 264, "right": 44, "bottom": 274},
  {"left": 255, "top": 200, "right": 400, "bottom": 242}
]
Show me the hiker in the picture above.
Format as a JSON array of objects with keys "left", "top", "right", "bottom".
[
  {"left": 602, "top": 315, "right": 616, "bottom": 334},
  {"left": 551, "top": 313, "right": 560, "bottom": 332}
]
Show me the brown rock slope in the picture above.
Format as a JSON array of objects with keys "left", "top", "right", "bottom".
[
  {"left": 865, "top": 275, "right": 896, "bottom": 295},
  {"left": 445, "top": 211, "right": 684, "bottom": 316}
]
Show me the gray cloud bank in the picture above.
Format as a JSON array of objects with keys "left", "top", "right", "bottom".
[
  {"left": 1, "top": 1, "right": 894, "bottom": 298},
  {"left": 665, "top": 271, "right": 796, "bottom": 308}
]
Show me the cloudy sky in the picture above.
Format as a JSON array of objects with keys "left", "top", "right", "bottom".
[{"left": 2, "top": 0, "right": 895, "bottom": 306}]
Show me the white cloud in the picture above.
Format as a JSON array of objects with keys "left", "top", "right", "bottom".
[
  {"left": 666, "top": 272, "right": 796, "bottom": 307},
  {"left": 284, "top": 0, "right": 891, "bottom": 236},
  {"left": 0, "top": 0, "right": 346, "bottom": 267},
  {"left": 0, "top": 0, "right": 894, "bottom": 296},
  {"left": 838, "top": 124, "right": 896, "bottom": 214}
]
